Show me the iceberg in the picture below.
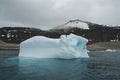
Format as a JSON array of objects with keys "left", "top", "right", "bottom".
[{"left": 19, "top": 34, "right": 89, "bottom": 59}]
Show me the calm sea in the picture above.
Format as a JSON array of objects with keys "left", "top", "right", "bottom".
[{"left": 0, "top": 50, "right": 120, "bottom": 80}]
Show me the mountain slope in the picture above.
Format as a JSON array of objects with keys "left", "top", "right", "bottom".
[
  {"left": 54, "top": 19, "right": 89, "bottom": 30},
  {"left": 51, "top": 19, "right": 120, "bottom": 43},
  {"left": 0, "top": 20, "right": 120, "bottom": 44},
  {"left": 52, "top": 19, "right": 116, "bottom": 30}
]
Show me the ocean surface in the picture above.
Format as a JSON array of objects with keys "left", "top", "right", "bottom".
[{"left": 0, "top": 50, "right": 120, "bottom": 80}]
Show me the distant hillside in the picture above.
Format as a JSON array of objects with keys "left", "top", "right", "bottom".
[
  {"left": 51, "top": 19, "right": 120, "bottom": 43},
  {"left": 0, "top": 27, "right": 51, "bottom": 43},
  {"left": 0, "top": 19, "right": 120, "bottom": 43}
]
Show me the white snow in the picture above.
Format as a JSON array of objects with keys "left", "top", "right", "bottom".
[
  {"left": 64, "top": 21, "right": 89, "bottom": 29},
  {"left": 7, "top": 33, "right": 11, "bottom": 38},
  {"left": 55, "top": 20, "right": 89, "bottom": 29},
  {"left": 1, "top": 35, "right": 5, "bottom": 37},
  {"left": 19, "top": 33, "right": 89, "bottom": 59}
]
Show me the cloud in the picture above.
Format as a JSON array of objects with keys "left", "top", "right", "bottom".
[
  {"left": 89, "top": 0, "right": 120, "bottom": 25},
  {"left": 0, "top": 0, "right": 120, "bottom": 30}
]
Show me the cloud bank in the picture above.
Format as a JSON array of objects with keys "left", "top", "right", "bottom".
[{"left": 0, "top": 0, "right": 120, "bottom": 30}]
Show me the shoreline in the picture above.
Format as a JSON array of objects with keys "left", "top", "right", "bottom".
[
  {"left": 0, "top": 41, "right": 120, "bottom": 51},
  {"left": 87, "top": 41, "right": 120, "bottom": 51}
]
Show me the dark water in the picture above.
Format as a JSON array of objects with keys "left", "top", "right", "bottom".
[{"left": 0, "top": 51, "right": 120, "bottom": 80}]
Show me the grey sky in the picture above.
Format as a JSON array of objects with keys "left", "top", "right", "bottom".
[{"left": 0, "top": 0, "right": 120, "bottom": 30}]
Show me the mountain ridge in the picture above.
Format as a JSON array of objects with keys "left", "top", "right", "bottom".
[
  {"left": 52, "top": 19, "right": 120, "bottom": 30},
  {"left": 0, "top": 19, "right": 120, "bottom": 44}
]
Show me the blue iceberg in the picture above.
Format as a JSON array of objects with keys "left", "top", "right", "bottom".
[{"left": 19, "top": 34, "right": 89, "bottom": 59}]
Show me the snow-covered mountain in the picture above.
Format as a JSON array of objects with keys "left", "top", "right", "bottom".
[
  {"left": 0, "top": 20, "right": 120, "bottom": 43},
  {"left": 54, "top": 19, "right": 90, "bottom": 30},
  {"left": 52, "top": 19, "right": 119, "bottom": 30}
]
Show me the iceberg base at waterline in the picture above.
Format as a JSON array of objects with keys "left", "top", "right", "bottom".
[{"left": 19, "top": 34, "right": 89, "bottom": 59}]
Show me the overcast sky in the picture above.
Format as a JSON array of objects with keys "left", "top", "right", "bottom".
[{"left": 0, "top": 0, "right": 120, "bottom": 30}]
